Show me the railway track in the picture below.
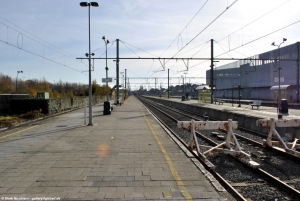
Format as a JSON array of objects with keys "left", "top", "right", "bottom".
[{"left": 137, "top": 96, "right": 300, "bottom": 201}]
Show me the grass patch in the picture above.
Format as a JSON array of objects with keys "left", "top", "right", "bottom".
[
  {"left": 0, "top": 110, "right": 44, "bottom": 128},
  {"left": 0, "top": 116, "right": 15, "bottom": 121}
]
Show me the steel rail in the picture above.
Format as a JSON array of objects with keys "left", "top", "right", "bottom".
[
  {"left": 140, "top": 96, "right": 300, "bottom": 199},
  {"left": 137, "top": 96, "right": 247, "bottom": 201},
  {"left": 147, "top": 96, "right": 300, "bottom": 161}
]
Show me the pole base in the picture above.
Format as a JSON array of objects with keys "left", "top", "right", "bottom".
[{"left": 278, "top": 114, "right": 283, "bottom": 119}]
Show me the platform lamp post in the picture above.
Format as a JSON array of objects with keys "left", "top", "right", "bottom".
[
  {"left": 102, "top": 36, "right": 111, "bottom": 115},
  {"left": 102, "top": 36, "right": 109, "bottom": 101},
  {"left": 16, "top": 71, "right": 23, "bottom": 92},
  {"left": 80, "top": 1, "right": 99, "bottom": 125},
  {"left": 271, "top": 38, "right": 287, "bottom": 119}
]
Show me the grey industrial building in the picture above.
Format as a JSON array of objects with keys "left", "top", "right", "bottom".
[{"left": 206, "top": 42, "right": 300, "bottom": 102}]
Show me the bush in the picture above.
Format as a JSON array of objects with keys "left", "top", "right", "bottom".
[
  {"left": 10, "top": 99, "right": 49, "bottom": 114},
  {"left": 19, "top": 110, "right": 44, "bottom": 120}
]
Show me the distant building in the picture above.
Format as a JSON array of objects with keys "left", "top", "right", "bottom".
[
  {"left": 37, "top": 92, "right": 49, "bottom": 99},
  {"left": 206, "top": 42, "right": 300, "bottom": 102}
]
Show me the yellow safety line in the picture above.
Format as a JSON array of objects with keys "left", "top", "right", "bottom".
[
  {"left": 0, "top": 125, "right": 39, "bottom": 140},
  {"left": 137, "top": 101, "right": 193, "bottom": 201}
]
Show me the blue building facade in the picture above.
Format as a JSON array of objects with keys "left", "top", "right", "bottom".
[{"left": 206, "top": 42, "right": 300, "bottom": 102}]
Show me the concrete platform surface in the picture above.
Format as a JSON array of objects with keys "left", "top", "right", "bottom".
[
  {"left": 151, "top": 96, "right": 300, "bottom": 120},
  {"left": 0, "top": 96, "right": 229, "bottom": 200}
]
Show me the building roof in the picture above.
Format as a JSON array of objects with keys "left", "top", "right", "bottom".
[
  {"left": 195, "top": 85, "right": 211, "bottom": 90},
  {"left": 270, "top": 85, "right": 290, "bottom": 90}
]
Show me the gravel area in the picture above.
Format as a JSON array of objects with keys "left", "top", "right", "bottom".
[{"left": 139, "top": 97, "right": 299, "bottom": 201}]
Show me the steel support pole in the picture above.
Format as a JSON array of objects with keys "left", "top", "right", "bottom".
[
  {"left": 16, "top": 73, "right": 18, "bottom": 92},
  {"left": 116, "top": 39, "right": 120, "bottom": 105},
  {"left": 125, "top": 69, "right": 127, "bottom": 99},
  {"left": 210, "top": 39, "right": 214, "bottom": 103},
  {"left": 155, "top": 78, "right": 156, "bottom": 95},
  {"left": 297, "top": 42, "right": 299, "bottom": 103},
  {"left": 232, "top": 87, "right": 233, "bottom": 107},
  {"left": 105, "top": 42, "right": 109, "bottom": 101},
  {"left": 278, "top": 46, "right": 281, "bottom": 114},
  {"left": 168, "top": 69, "right": 170, "bottom": 98},
  {"left": 238, "top": 84, "right": 241, "bottom": 107},
  {"left": 182, "top": 76, "right": 184, "bottom": 96},
  {"left": 88, "top": 4, "right": 93, "bottom": 126}
]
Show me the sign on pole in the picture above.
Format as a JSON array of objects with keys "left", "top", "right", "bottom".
[{"left": 102, "top": 78, "right": 113, "bottom": 83}]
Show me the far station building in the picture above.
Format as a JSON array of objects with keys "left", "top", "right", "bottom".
[{"left": 206, "top": 42, "right": 300, "bottom": 102}]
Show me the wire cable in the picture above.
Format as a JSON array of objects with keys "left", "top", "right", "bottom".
[
  {"left": 0, "top": 38, "right": 103, "bottom": 80},
  {"left": 216, "top": 0, "right": 291, "bottom": 44},
  {"left": 159, "top": 0, "right": 209, "bottom": 57},
  {"left": 98, "top": 41, "right": 116, "bottom": 58},
  {"left": 121, "top": 40, "right": 140, "bottom": 58},
  {"left": 151, "top": 0, "right": 238, "bottom": 74},
  {"left": 172, "top": 0, "right": 238, "bottom": 58},
  {"left": 0, "top": 19, "right": 80, "bottom": 62},
  {"left": 120, "top": 40, "right": 159, "bottom": 57},
  {"left": 215, "top": 19, "right": 300, "bottom": 58}
]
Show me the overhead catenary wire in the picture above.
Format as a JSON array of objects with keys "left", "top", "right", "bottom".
[
  {"left": 98, "top": 41, "right": 116, "bottom": 58},
  {"left": 175, "top": 41, "right": 208, "bottom": 57},
  {"left": 216, "top": 41, "right": 249, "bottom": 58},
  {"left": 121, "top": 40, "right": 140, "bottom": 58},
  {"left": 172, "top": 0, "right": 238, "bottom": 58},
  {"left": 0, "top": 17, "right": 78, "bottom": 59},
  {"left": 153, "top": 0, "right": 290, "bottom": 77},
  {"left": 120, "top": 40, "right": 159, "bottom": 57},
  {"left": 0, "top": 38, "right": 89, "bottom": 76},
  {"left": 0, "top": 20, "right": 83, "bottom": 64},
  {"left": 182, "top": 18, "right": 300, "bottom": 72},
  {"left": 215, "top": 19, "right": 300, "bottom": 58},
  {"left": 216, "top": 0, "right": 291, "bottom": 44},
  {"left": 153, "top": 0, "right": 239, "bottom": 74},
  {"left": 159, "top": 0, "right": 210, "bottom": 57}
]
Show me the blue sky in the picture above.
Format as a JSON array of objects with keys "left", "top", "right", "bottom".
[{"left": 0, "top": 0, "right": 299, "bottom": 90}]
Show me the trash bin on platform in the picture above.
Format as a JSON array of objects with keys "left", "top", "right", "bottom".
[
  {"left": 182, "top": 96, "right": 185, "bottom": 101},
  {"left": 103, "top": 101, "right": 111, "bottom": 115},
  {"left": 280, "top": 99, "right": 288, "bottom": 114}
]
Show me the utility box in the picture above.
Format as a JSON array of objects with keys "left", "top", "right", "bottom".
[
  {"left": 37, "top": 92, "right": 49, "bottom": 99},
  {"left": 280, "top": 99, "right": 288, "bottom": 114}
]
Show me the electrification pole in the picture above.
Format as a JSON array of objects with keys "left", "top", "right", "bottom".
[
  {"left": 297, "top": 42, "right": 299, "bottom": 103},
  {"left": 125, "top": 69, "right": 127, "bottom": 99},
  {"left": 155, "top": 78, "right": 157, "bottom": 95},
  {"left": 210, "top": 39, "right": 214, "bottom": 104},
  {"left": 168, "top": 69, "right": 170, "bottom": 98},
  {"left": 116, "top": 39, "right": 120, "bottom": 105}
]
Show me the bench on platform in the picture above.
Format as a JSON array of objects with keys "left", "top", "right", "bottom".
[
  {"left": 215, "top": 98, "right": 224, "bottom": 105},
  {"left": 251, "top": 100, "right": 261, "bottom": 109}
]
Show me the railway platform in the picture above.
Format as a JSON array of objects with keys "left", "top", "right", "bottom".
[
  {"left": 146, "top": 95, "right": 300, "bottom": 139},
  {"left": 0, "top": 96, "right": 230, "bottom": 200},
  {"left": 152, "top": 96, "right": 300, "bottom": 120}
]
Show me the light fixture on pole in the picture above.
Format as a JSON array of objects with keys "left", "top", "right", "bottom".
[
  {"left": 271, "top": 38, "right": 287, "bottom": 119},
  {"left": 102, "top": 36, "right": 111, "bottom": 115},
  {"left": 16, "top": 71, "right": 23, "bottom": 92},
  {"left": 80, "top": 1, "right": 99, "bottom": 125}
]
